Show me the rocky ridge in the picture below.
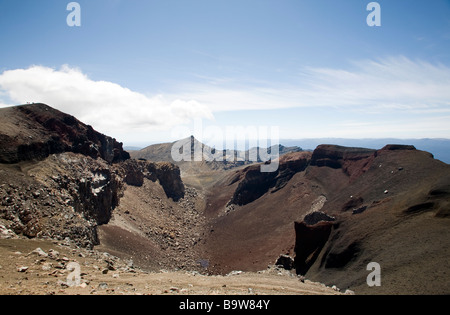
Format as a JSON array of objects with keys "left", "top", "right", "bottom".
[
  {"left": 0, "top": 153, "right": 188, "bottom": 249},
  {"left": 203, "top": 143, "right": 450, "bottom": 294},
  {"left": 0, "top": 104, "right": 130, "bottom": 164},
  {"left": 0, "top": 104, "right": 186, "bottom": 251}
]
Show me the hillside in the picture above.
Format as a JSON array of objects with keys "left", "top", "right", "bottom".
[
  {"left": 202, "top": 144, "right": 450, "bottom": 294},
  {"left": 0, "top": 104, "right": 186, "bottom": 255},
  {"left": 1, "top": 104, "right": 449, "bottom": 295}
]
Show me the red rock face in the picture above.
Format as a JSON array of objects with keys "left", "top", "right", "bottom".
[
  {"left": 310, "top": 145, "right": 376, "bottom": 177},
  {"left": 227, "top": 152, "right": 311, "bottom": 206}
]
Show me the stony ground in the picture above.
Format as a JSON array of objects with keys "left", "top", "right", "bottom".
[{"left": 0, "top": 238, "right": 345, "bottom": 295}]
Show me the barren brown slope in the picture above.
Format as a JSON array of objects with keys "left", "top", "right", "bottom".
[
  {"left": 305, "top": 145, "right": 450, "bottom": 295},
  {"left": 203, "top": 151, "right": 318, "bottom": 274},
  {"left": 95, "top": 177, "right": 207, "bottom": 272},
  {"left": 202, "top": 145, "right": 450, "bottom": 294}
]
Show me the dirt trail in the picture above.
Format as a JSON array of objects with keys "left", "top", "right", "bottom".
[{"left": 0, "top": 238, "right": 344, "bottom": 295}]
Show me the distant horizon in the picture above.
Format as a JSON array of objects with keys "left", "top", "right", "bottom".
[
  {"left": 123, "top": 136, "right": 450, "bottom": 148},
  {"left": 123, "top": 136, "right": 450, "bottom": 164}
]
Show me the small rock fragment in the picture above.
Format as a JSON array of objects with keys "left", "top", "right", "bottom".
[{"left": 17, "top": 266, "right": 29, "bottom": 272}]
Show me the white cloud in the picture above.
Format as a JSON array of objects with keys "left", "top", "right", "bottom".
[
  {"left": 0, "top": 65, "right": 214, "bottom": 139},
  {"left": 176, "top": 56, "right": 450, "bottom": 113},
  {"left": 305, "top": 56, "right": 450, "bottom": 110}
]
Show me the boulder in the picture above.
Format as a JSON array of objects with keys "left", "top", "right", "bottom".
[{"left": 275, "top": 255, "right": 295, "bottom": 270}]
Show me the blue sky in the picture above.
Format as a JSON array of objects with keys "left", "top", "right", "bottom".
[{"left": 1, "top": 0, "right": 450, "bottom": 147}]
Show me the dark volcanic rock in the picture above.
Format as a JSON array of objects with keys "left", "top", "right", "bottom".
[
  {"left": 0, "top": 152, "right": 124, "bottom": 248},
  {"left": 381, "top": 144, "right": 416, "bottom": 151},
  {"left": 146, "top": 162, "right": 185, "bottom": 202},
  {"left": 0, "top": 104, "right": 130, "bottom": 164},
  {"left": 120, "top": 159, "right": 185, "bottom": 201},
  {"left": 0, "top": 104, "right": 187, "bottom": 250},
  {"left": 275, "top": 254, "right": 295, "bottom": 270},
  {"left": 73, "top": 168, "right": 123, "bottom": 225},
  {"left": 122, "top": 159, "right": 145, "bottom": 187},
  {"left": 303, "top": 211, "right": 336, "bottom": 226},
  {"left": 294, "top": 221, "right": 333, "bottom": 275},
  {"left": 228, "top": 165, "right": 277, "bottom": 206}
]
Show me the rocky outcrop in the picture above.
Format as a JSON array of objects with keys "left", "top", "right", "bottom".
[
  {"left": 0, "top": 104, "right": 130, "bottom": 164},
  {"left": 72, "top": 168, "right": 122, "bottom": 225},
  {"left": 121, "top": 159, "right": 185, "bottom": 201},
  {"left": 228, "top": 152, "right": 311, "bottom": 206},
  {"left": 303, "top": 211, "right": 336, "bottom": 226},
  {"left": 148, "top": 162, "right": 185, "bottom": 202},
  {"left": 294, "top": 221, "right": 334, "bottom": 275},
  {"left": 309, "top": 145, "right": 377, "bottom": 181},
  {"left": 0, "top": 152, "right": 187, "bottom": 248},
  {"left": 380, "top": 144, "right": 416, "bottom": 151},
  {"left": 227, "top": 164, "right": 277, "bottom": 206},
  {"left": 121, "top": 159, "right": 146, "bottom": 187},
  {"left": 0, "top": 104, "right": 187, "bottom": 248},
  {"left": 310, "top": 145, "right": 375, "bottom": 169},
  {"left": 275, "top": 254, "right": 295, "bottom": 270},
  {"left": 0, "top": 153, "right": 124, "bottom": 247}
]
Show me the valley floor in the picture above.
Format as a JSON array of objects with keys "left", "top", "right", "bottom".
[{"left": 0, "top": 238, "right": 342, "bottom": 295}]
